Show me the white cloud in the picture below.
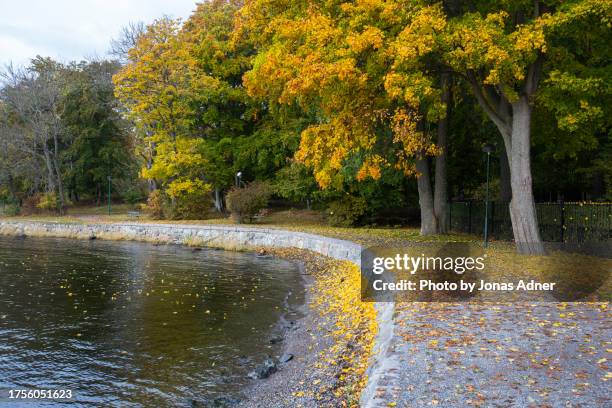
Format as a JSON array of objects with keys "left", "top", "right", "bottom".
[
  {"left": 0, "top": 0, "right": 198, "bottom": 67},
  {"left": 0, "top": 34, "right": 50, "bottom": 68}
]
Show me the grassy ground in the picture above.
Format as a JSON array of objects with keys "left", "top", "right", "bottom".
[{"left": 3, "top": 205, "right": 477, "bottom": 244}]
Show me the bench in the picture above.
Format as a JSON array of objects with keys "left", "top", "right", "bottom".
[{"left": 127, "top": 211, "right": 141, "bottom": 218}]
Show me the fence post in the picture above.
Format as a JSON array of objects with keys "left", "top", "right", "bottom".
[
  {"left": 559, "top": 200, "right": 565, "bottom": 243},
  {"left": 468, "top": 201, "right": 472, "bottom": 234}
]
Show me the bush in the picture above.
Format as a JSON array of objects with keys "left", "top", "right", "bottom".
[
  {"left": 169, "top": 191, "right": 213, "bottom": 220},
  {"left": 226, "top": 181, "right": 272, "bottom": 223},
  {"left": 0, "top": 197, "right": 20, "bottom": 216},
  {"left": 120, "top": 185, "right": 147, "bottom": 206},
  {"left": 37, "top": 192, "right": 59, "bottom": 211},
  {"left": 20, "top": 194, "right": 42, "bottom": 215},
  {"left": 144, "top": 190, "right": 165, "bottom": 219},
  {"left": 163, "top": 179, "right": 213, "bottom": 220},
  {"left": 467, "top": 178, "right": 501, "bottom": 201},
  {"left": 327, "top": 195, "right": 368, "bottom": 227},
  {"left": 20, "top": 192, "right": 69, "bottom": 215},
  {"left": 166, "top": 196, "right": 213, "bottom": 220}
]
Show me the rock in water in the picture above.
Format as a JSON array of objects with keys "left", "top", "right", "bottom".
[
  {"left": 191, "top": 396, "right": 240, "bottom": 407},
  {"left": 278, "top": 353, "right": 293, "bottom": 363},
  {"left": 247, "top": 358, "right": 277, "bottom": 379},
  {"left": 211, "top": 396, "right": 240, "bottom": 407}
]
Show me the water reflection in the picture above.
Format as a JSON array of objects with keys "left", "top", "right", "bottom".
[{"left": 0, "top": 236, "right": 303, "bottom": 406}]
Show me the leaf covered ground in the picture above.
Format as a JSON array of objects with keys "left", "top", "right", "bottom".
[{"left": 375, "top": 302, "right": 610, "bottom": 408}]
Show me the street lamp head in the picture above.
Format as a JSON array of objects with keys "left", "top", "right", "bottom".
[
  {"left": 482, "top": 143, "right": 495, "bottom": 154},
  {"left": 236, "top": 171, "right": 242, "bottom": 178}
]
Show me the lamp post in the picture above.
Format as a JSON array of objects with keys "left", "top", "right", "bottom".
[
  {"left": 482, "top": 144, "right": 495, "bottom": 248},
  {"left": 235, "top": 171, "right": 242, "bottom": 188},
  {"left": 107, "top": 175, "right": 112, "bottom": 216}
]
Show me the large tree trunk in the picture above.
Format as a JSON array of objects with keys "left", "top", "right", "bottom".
[
  {"left": 42, "top": 143, "right": 56, "bottom": 194},
  {"left": 7, "top": 175, "right": 17, "bottom": 198},
  {"left": 148, "top": 179, "right": 157, "bottom": 193},
  {"left": 213, "top": 187, "right": 224, "bottom": 213},
  {"left": 499, "top": 147, "right": 512, "bottom": 202},
  {"left": 50, "top": 133, "right": 65, "bottom": 214},
  {"left": 146, "top": 140, "right": 157, "bottom": 193},
  {"left": 508, "top": 97, "right": 544, "bottom": 254},
  {"left": 416, "top": 156, "right": 437, "bottom": 235},
  {"left": 96, "top": 184, "right": 102, "bottom": 206},
  {"left": 467, "top": 62, "right": 544, "bottom": 254},
  {"left": 434, "top": 73, "right": 451, "bottom": 233},
  {"left": 52, "top": 158, "right": 65, "bottom": 214}
]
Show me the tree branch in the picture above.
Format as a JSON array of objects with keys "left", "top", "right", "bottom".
[
  {"left": 466, "top": 71, "right": 511, "bottom": 137},
  {"left": 524, "top": 53, "right": 543, "bottom": 97}
]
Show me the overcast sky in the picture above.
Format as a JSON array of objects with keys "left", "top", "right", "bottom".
[{"left": 0, "top": 0, "right": 198, "bottom": 68}]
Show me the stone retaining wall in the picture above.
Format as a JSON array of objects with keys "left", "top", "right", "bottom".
[{"left": 0, "top": 221, "right": 362, "bottom": 264}]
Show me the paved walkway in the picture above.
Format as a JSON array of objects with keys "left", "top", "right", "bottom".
[{"left": 370, "top": 302, "right": 610, "bottom": 407}]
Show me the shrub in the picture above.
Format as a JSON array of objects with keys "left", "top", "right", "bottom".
[
  {"left": 37, "top": 192, "right": 59, "bottom": 211},
  {"left": 226, "top": 181, "right": 272, "bottom": 223},
  {"left": 169, "top": 191, "right": 213, "bottom": 220},
  {"left": 274, "top": 163, "right": 319, "bottom": 205},
  {"left": 120, "top": 185, "right": 147, "bottom": 206},
  {"left": 164, "top": 179, "right": 213, "bottom": 220},
  {"left": 144, "top": 190, "right": 165, "bottom": 219},
  {"left": 327, "top": 195, "right": 368, "bottom": 227},
  {"left": 167, "top": 195, "right": 213, "bottom": 220},
  {"left": 0, "top": 197, "right": 20, "bottom": 216},
  {"left": 20, "top": 194, "right": 42, "bottom": 215},
  {"left": 467, "top": 178, "right": 501, "bottom": 201}
]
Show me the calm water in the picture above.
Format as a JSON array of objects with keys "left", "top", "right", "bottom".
[{"left": 0, "top": 236, "right": 304, "bottom": 407}]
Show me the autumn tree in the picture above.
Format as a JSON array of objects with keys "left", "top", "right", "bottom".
[
  {"left": 386, "top": 0, "right": 610, "bottom": 253},
  {"left": 113, "top": 17, "right": 213, "bottom": 216},
  {"left": 0, "top": 99, "right": 43, "bottom": 200},
  {"left": 236, "top": 0, "right": 452, "bottom": 233},
  {"left": 453, "top": 0, "right": 609, "bottom": 253},
  {"left": 109, "top": 21, "right": 146, "bottom": 63},
  {"left": 114, "top": 2, "right": 283, "bottom": 216},
  {"left": 181, "top": 0, "right": 255, "bottom": 211}
]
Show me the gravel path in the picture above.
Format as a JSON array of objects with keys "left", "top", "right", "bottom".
[{"left": 368, "top": 302, "right": 611, "bottom": 408}]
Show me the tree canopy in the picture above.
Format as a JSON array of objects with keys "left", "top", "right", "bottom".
[{"left": 1, "top": 0, "right": 610, "bottom": 252}]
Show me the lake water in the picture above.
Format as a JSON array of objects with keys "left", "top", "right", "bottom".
[{"left": 0, "top": 236, "right": 304, "bottom": 406}]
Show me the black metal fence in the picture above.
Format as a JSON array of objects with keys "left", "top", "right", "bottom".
[{"left": 449, "top": 201, "right": 612, "bottom": 243}]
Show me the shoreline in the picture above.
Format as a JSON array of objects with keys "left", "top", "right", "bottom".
[
  {"left": 237, "top": 251, "right": 325, "bottom": 407},
  {"left": 0, "top": 219, "right": 389, "bottom": 407}
]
